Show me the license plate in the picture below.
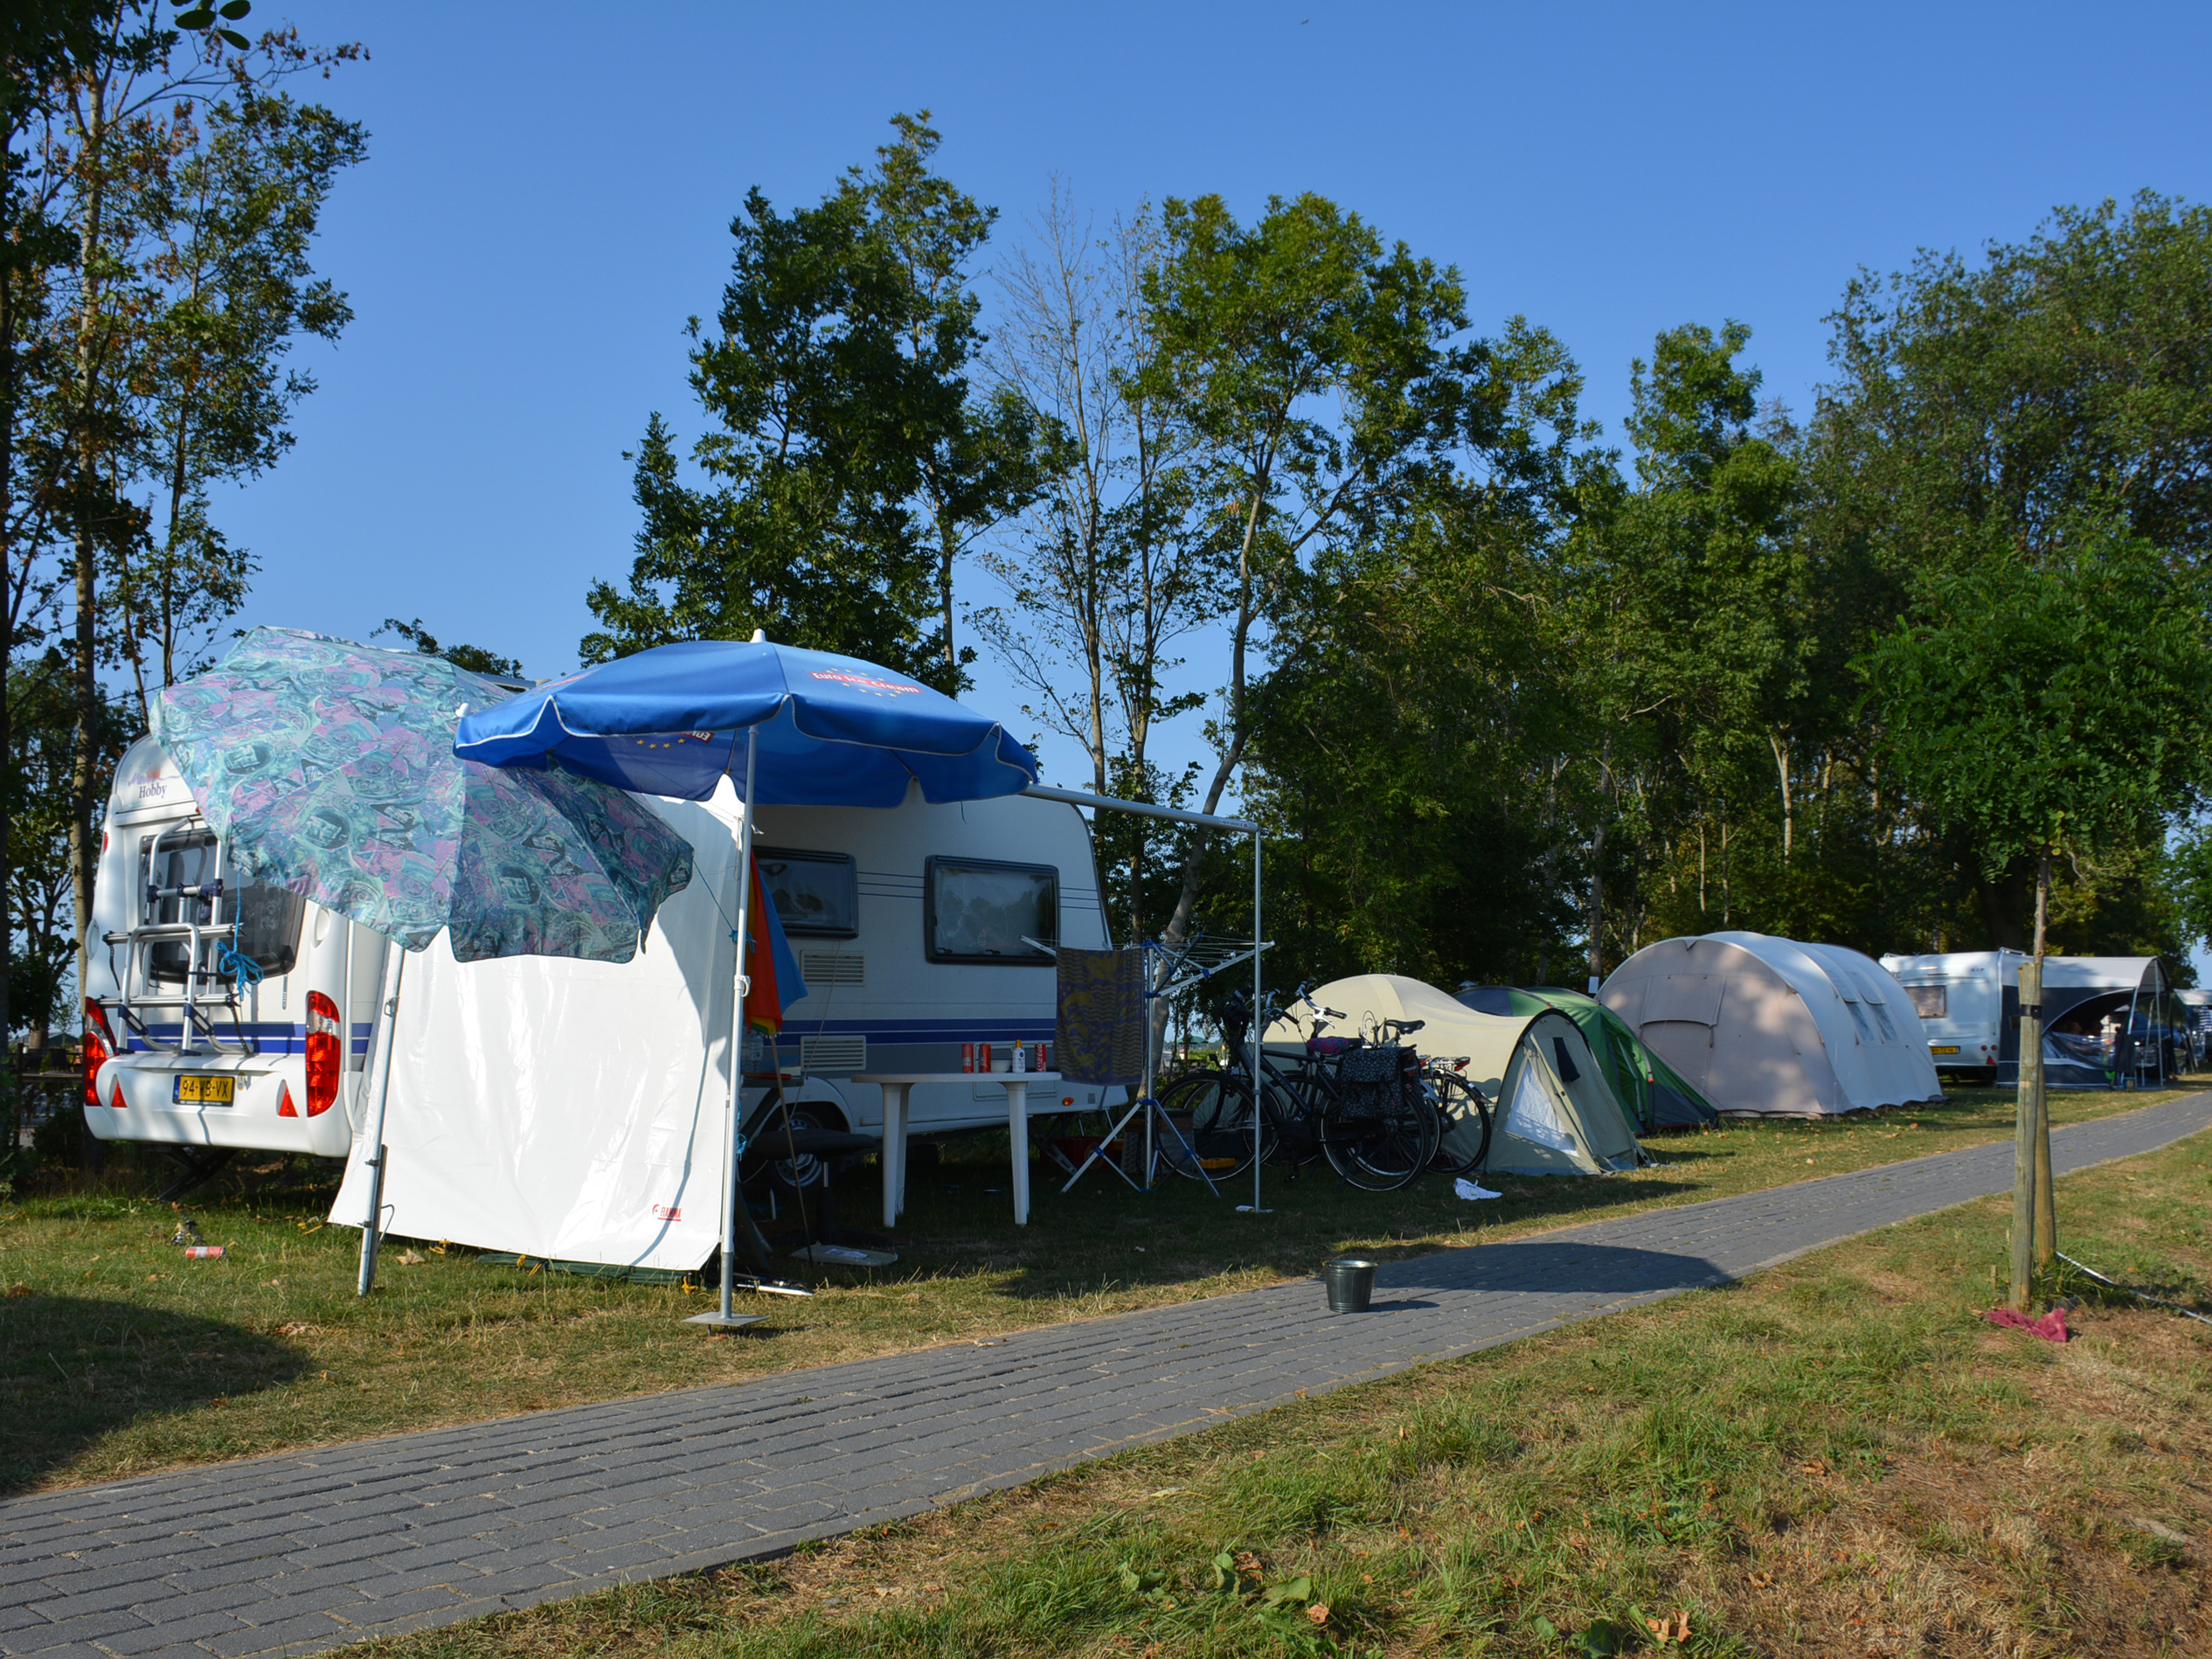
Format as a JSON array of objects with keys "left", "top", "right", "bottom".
[
  {"left": 1930, "top": 1045, "right": 1959, "bottom": 1056},
  {"left": 172, "top": 1074, "right": 234, "bottom": 1106}
]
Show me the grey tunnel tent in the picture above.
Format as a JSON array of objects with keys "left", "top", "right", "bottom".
[
  {"left": 1270, "top": 975, "right": 1648, "bottom": 1175},
  {"left": 1601, "top": 932, "right": 1943, "bottom": 1118}
]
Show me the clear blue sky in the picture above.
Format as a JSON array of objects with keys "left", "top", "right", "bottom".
[{"left": 218, "top": 1, "right": 2212, "bottom": 808}]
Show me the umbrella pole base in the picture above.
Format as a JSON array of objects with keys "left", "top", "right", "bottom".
[{"left": 684, "top": 1310, "right": 766, "bottom": 1331}]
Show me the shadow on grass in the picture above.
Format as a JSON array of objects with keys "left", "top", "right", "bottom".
[{"left": 0, "top": 1295, "right": 309, "bottom": 1496}]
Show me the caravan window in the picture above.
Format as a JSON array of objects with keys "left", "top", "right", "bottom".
[
  {"left": 138, "top": 830, "right": 303, "bottom": 982},
  {"left": 925, "top": 857, "right": 1056, "bottom": 963},
  {"left": 1903, "top": 983, "right": 1945, "bottom": 1019},
  {"left": 756, "top": 848, "right": 856, "bottom": 938}
]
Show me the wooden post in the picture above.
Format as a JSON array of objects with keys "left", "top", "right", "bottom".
[
  {"left": 2032, "top": 964, "right": 2055, "bottom": 1274},
  {"left": 2029, "top": 856, "right": 2055, "bottom": 1276},
  {"left": 2008, "top": 956, "right": 2042, "bottom": 1312}
]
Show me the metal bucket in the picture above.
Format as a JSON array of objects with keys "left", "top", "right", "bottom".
[{"left": 1322, "top": 1257, "right": 1377, "bottom": 1313}]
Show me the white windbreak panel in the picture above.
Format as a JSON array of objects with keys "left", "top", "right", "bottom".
[{"left": 332, "top": 794, "right": 737, "bottom": 1272}]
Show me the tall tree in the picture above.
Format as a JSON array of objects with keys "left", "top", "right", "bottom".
[
  {"left": 584, "top": 115, "right": 1016, "bottom": 691},
  {"left": 1860, "top": 517, "right": 2212, "bottom": 959},
  {"left": 979, "top": 190, "right": 1206, "bottom": 940},
  {"left": 114, "top": 82, "right": 363, "bottom": 718},
  {"left": 1806, "top": 191, "right": 2212, "bottom": 944},
  {"left": 1566, "top": 322, "right": 1804, "bottom": 983},
  {"left": 1134, "top": 192, "right": 1483, "bottom": 953},
  {"left": 867, "top": 115, "right": 1048, "bottom": 689},
  {"left": 26, "top": 0, "right": 360, "bottom": 1021}
]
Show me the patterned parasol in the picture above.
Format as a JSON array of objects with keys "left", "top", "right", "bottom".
[{"left": 154, "top": 628, "right": 693, "bottom": 963}]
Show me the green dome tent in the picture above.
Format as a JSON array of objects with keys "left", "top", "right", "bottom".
[{"left": 1523, "top": 986, "right": 1721, "bottom": 1133}]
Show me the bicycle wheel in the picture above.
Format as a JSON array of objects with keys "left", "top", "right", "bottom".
[
  {"left": 1321, "top": 1066, "right": 1440, "bottom": 1191},
  {"left": 1265, "top": 1063, "right": 1332, "bottom": 1170},
  {"left": 1157, "top": 1070, "right": 1269, "bottom": 1179},
  {"left": 1427, "top": 1070, "right": 1494, "bottom": 1177}
]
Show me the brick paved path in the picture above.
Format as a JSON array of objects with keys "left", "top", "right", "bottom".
[{"left": 7, "top": 1092, "right": 2209, "bottom": 1659}]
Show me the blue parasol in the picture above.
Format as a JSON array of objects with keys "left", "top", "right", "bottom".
[{"left": 453, "top": 637, "right": 1037, "bottom": 804}]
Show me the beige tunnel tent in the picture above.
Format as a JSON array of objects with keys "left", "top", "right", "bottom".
[
  {"left": 1269, "top": 975, "right": 1647, "bottom": 1176},
  {"left": 1601, "top": 932, "right": 1943, "bottom": 1118}
]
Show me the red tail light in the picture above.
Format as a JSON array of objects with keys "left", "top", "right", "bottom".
[
  {"left": 305, "top": 991, "right": 342, "bottom": 1117},
  {"left": 84, "top": 999, "right": 114, "bottom": 1105}
]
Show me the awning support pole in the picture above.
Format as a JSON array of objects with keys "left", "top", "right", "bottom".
[
  {"left": 355, "top": 944, "right": 406, "bottom": 1297},
  {"left": 1251, "top": 827, "right": 1266, "bottom": 1214}
]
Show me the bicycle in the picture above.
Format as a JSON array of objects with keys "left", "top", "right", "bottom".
[
  {"left": 1323, "top": 1010, "right": 1492, "bottom": 1181},
  {"left": 1156, "top": 983, "right": 1349, "bottom": 1180},
  {"left": 1321, "top": 1014, "right": 1441, "bottom": 1190},
  {"left": 1423, "top": 1057, "right": 1494, "bottom": 1177}
]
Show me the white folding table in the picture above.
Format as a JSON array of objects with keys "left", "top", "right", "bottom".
[{"left": 854, "top": 1072, "right": 1064, "bottom": 1227}]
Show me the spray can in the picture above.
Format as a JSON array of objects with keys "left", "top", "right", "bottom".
[
  {"left": 961, "top": 1042, "right": 975, "bottom": 1074},
  {"left": 1037, "top": 1041, "right": 1050, "bottom": 1072},
  {"left": 979, "top": 1041, "right": 993, "bottom": 1073}
]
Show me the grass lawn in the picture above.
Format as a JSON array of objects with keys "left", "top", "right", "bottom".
[
  {"left": 0, "top": 1080, "right": 2201, "bottom": 1500},
  {"left": 360, "top": 1117, "right": 2212, "bottom": 1659}
]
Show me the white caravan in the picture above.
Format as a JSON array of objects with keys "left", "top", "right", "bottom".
[
  {"left": 1881, "top": 949, "right": 2185, "bottom": 1087},
  {"left": 86, "top": 737, "right": 1115, "bottom": 1266},
  {"left": 1878, "top": 949, "right": 2025, "bottom": 1085},
  {"left": 83, "top": 737, "right": 392, "bottom": 1163}
]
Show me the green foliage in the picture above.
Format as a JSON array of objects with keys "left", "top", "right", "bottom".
[
  {"left": 584, "top": 114, "right": 1037, "bottom": 691},
  {"left": 1860, "top": 517, "right": 2212, "bottom": 887},
  {"left": 115, "top": 81, "right": 364, "bottom": 710},
  {"left": 7, "top": 651, "right": 135, "bottom": 1034},
  {"left": 1238, "top": 192, "right": 2212, "bottom": 982},
  {"left": 375, "top": 616, "right": 523, "bottom": 682}
]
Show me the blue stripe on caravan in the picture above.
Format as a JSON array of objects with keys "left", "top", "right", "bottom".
[{"left": 772, "top": 1017, "right": 1055, "bottom": 1053}]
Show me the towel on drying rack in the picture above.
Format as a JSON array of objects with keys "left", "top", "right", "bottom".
[{"left": 1055, "top": 947, "right": 1145, "bottom": 1086}]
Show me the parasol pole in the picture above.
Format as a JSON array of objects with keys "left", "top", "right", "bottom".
[
  {"left": 356, "top": 941, "right": 406, "bottom": 1295},
  {"left": 693, "top": 631, "right": 767, "bottom": 1331}
]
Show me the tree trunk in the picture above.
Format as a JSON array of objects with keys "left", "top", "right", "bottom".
[
  {"left": 1584, "top": 820, "right": 1605, "bottom": 994},
  {"left": 0, "top": 129, "right": 18, "bottom": 1068},
  {"left": 69, "top": 75, "right": 110, "bottom": 1041},
  {"left": 2032, "top": 850, "right": 2054, "bottom": 1272},
  {"left": 1768, "top": 730, "right": 1792, "bottom": 863},
  {"left": 1532, "top": 760, "right": 1561, "bottom": 982},
  {"left": 1585, "top": 736, "right": 1613, "bottom": 993},
  {"left": 1720, "top": 809, "right": 1731, "bottom": 926},
  {"left": 1160, "top": 489, "right": 1265, "bottom": 955},
  {"left": 2008, "top": 949, "right": 2040, "bottom": 1313},
  {"left": 937, "top": 510, "right": 958, "bottom": 685}
]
